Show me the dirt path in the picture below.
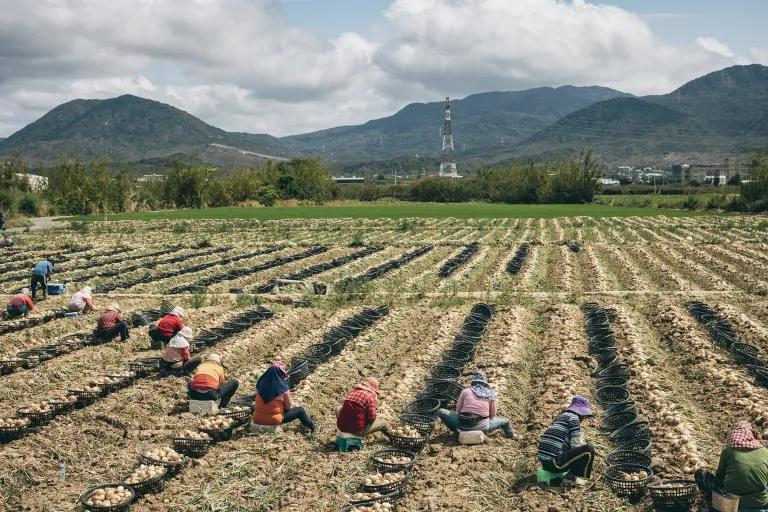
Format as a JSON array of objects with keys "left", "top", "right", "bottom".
[{"left": 6, "top": 216, "right": 70, "bottom": 233}]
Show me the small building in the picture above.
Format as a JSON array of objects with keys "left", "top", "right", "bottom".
[
  {"left": 598, "top": 178, "right": 620, "bottom": 185},
  {"left": 15, "top": 173, "right": 48, "bottom": 192},
  {"left": 138, "top": 173, "right": 165, "bottom": 183},
  {"left": 333, "top": 176, "right": 365, "bottom": 184}
]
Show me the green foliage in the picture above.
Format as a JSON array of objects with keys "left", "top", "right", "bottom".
[
  {"left": 45, "top": 159, "right": 129, "bottom": 215},
  {"left": 69, "top": 221, "right": 90, "bottom": 233},
  {"left": 164, "top": 165, "right": 212, "bottom": 208},
  {"left": 0, "top": 189, "right": 14, "bottom": 213},
  {"left": 256, "top": 185, "right": 279, "bottom": 207},
  {"left": 270, "top": 159, "right": 337, "bottom": 203},
  {"left": 17, "top": 195, "right": 39, "bottom": 216},
  {"left": 188, "top": 291, "right": 208, "bottom": 309},
  {"left": 235, "top": 293, "right": 260, "bottom": 308},
  {"left": 741, "top": 154, "right": 768, "bottom": 210}
]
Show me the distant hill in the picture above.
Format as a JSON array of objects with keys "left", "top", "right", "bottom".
[
  {"left": 282, "top": 86, "right": 629, "bottom": 162},
  {"left": 511, "top": 65, "right": 768, "bottom": 164},
  {"left": 1, "top": 65, "right": 765, "bottom": 170},
  {"left": 0, "top": 94, "right": 287, "bottom": 167}
]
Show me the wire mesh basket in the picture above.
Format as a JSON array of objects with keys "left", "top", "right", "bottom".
[
  {"left": 79, "top": 484, "right": 136, "bottom": 512},
  {"left": 647, "top": 479, "right": 697, "bottom": 511},
  {"left": 369, "top": 449, "right": 417, "bottom": 473},
  {"left": 604, "top": 464, "right": 653, "bottom": 499}
]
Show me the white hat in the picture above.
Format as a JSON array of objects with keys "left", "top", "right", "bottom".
[
  {"left": 207, "top": 353, "right": 221, "bottom": 364},
  {"left": 171, "top": 306, "right": 185, "bottom": 317},
  {"left": 109, "top": 302, "right": 121, "bottom": 311},
  {"left": 82, "top": 286, "right": 92, "bottom": 294},
  {"left": 21, "top": 288, "right": 31, "bottom": 296},
  {"left": 179, "top": 326, "right": 193, "bottom": 338}
]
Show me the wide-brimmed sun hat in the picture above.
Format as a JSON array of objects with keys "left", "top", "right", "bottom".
[{"left": 566, "top": 396, "right": 593, "bottom": 417}]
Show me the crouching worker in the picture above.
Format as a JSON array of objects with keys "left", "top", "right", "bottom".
[
  {"left": 6, "top": 288, "right": 35, "bottom": 318},
  {"left": 160, "top": 326, "right": 202, "bottom": 376},
  {"left": 149, "top": 306, "right": 186, "bottom": 347},
  {"left": 68, "top": 286, "right": 94, "bottom": 314},
  {"left": 30, "top": 258, "right": 53, "bottom": 300},
  {"left": 94, "top": 303, "right": 130, "bottom": 342},
  {"left": 251, "top": 361, "right": 315, "bottom": 432},
  {"left": 188, "top": 354, "right": 238, "bottom": 408},
  {"left": 337, "top": 377, "right": 386, "bottom": 437},
  {"left": 437, "top": 370, "right": 515, "bottom": 438},
  {"left": 695, "top": 420, "right": 768, "bottom": 510},
  {"left": 537, "top": 396, "right": 596, "bottom": 486}
]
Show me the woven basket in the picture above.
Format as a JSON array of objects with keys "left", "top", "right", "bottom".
[
  {"left": 369, "top": 449, "right": 417, "bottom": 473},
  {"left": 604, "top": 463, "right": 653, "bottom": 499},
  {"left": 605, "top": 450, "right": 652, "bottom": 467},
  {"left": 122, "top": 466, "right": 169, "bottom": 496},
  {"left": 382, "top": 428, "right": 429, "bottom": 452},
  {"left": 647, "top": 479, "right": 697, "bottom": 511},
  {"left": 79, "top": 484, "right": 136, "bottom": 512},
  {"left": 173, "top": 436, "right": 213, "bottom": 458}
]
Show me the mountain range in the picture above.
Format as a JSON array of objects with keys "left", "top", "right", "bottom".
[{"left": 0, "top": 64, "right": 765, "bottom": 170}]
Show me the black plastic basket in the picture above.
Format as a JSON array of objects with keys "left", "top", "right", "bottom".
[
  {"left": 218, "top": 407, "right": 252, "bottom": 427},
  {"left": 358, "top": 471, "right": 410, "bottom": 498},
  {"left": 79, "top": 484, "right": 136, "bottom": 512},
  {"left": 600, "top": 410, "right": 638, "bottom": 432},
  {"left": 614, "top": 437, "right": 652, "bottom": 457},
  {"left": 604, "top": 400, "right": 637, "bottom": 416},
  {"left": 0, "top": 358, "right": 25, "bottom": 375},
  {"left": 69, "top": 387, "right": 102, "bottom": 406},
  {"left": 595, "top": 386, "right": 630, "bottom": 407},
  {"left": 750, "top": 366, "right": 768, "bottom": 388},
  {"left": 732, "top": 342, "right": 759, "bottom": 357},
  {"left": 605, "top": 450, "right": 652, "bottom": 467},
  {"left": 595, "top": 363, "right": 631, "bottom": 379},
  {"left": 304, "top": 344, "right": 332, "bottom": 364},
  {"left": 402, "top": 398, "right": 440, "bottom": 418},
  {"left": 441, "top": 349, "right": 472, "bottom": 365},
  {"left": 647, "top": 480, "right": 697, "bottom": 511},
  {"left": 0, "top": 421, "right": 29, "bottom": 442},
  {"left": 47, "top": 399, "right": 76, "bottom": 416},
  {"left": 417, "top": 381, "right": 464, "bottom": 407},
  {"left": 198, "top": 425, "right": 235, "bottom": 442},
  {"left": 16, "top": 407, "right": 54, "bottom": 427},
  {"left": 173, "top": 436, "right": 213, "bottom": 458},
  {"left": 430, "top": 364, "right": 461, "bottom": 381},
  {"left": 369, "top": 449, "right": 417, "bottom": 473},
  {"left": 382, "top": 428, "right": 429, "bottom": 452},
  {"left": 138, "top": 454, "right": 187, "bottom": 477},
  {"left": 734, "top": 351, "right": 764, "bottom": 367},
  {"left": 399, "top": 413, "right": 435, "bottom": 434},
  {"left": 596, "top": 376, "right": 629, "bottom": 390},
  {"left": 122, "top": 466, "right": 168, "bottom": 496},
  {"left": 609, "top": 421, "right": 651, "bottom": 443},
  {"left": 604, "top": 464, "right": 653, "bottom": 499}
]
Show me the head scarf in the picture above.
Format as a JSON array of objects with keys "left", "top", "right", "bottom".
[
  {"left": 108, "top": 303, "right": 121, "bottom": 312},
  {"left": 470, "top": 370, "right": 497, "bottom": 400},
  {"left": 355, "top": 377, "right": 379, "bottom": 394},
  {"left": 169, "top": 326, "right": 192, "bottom": 348},
  {"left": 21, "top": 288, "right": 31, "bottom": 296},
  {"left": 170, "top": 306, "right": 185, "bottom": 318},
  {"left": 272, "top": 360, "right": 288, "bottom": 376},
  {"left": 207, "top": 353, "right": 222, "bottom": 365},
  {"left": 81, "top": 287, "right": 92, "bottom": 298},
  {"left": 727, "top": 421, "right": 764, "bottom": 450},
  {"left": 257, "top": 364, "right": 290, "bottom": 403}
]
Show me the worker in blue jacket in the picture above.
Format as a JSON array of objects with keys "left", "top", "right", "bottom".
[{"left": 30, "top": 259, "right": 53, "bottom": 300}]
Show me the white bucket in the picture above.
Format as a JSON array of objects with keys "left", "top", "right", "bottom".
[
  {"left": 712, "top": 490, "right": 739, "bottom": 512},
  {"left": 458, "top": 430, "right": 485, "bottom": 445}
]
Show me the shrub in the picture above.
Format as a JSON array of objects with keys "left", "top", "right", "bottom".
[
  {"left": 17, "top": 195, "right": 39, "bottom": 216},
  {"left": 0, "top": 190, "right": 15, "bottom": 214}
]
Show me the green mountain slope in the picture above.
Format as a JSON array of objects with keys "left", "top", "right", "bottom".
[
  {"left": 511, "top": 65, "right": 768, "bottom": 163},
  {"left": 282, "top": 86, "right": 629, "bottom": 162}
]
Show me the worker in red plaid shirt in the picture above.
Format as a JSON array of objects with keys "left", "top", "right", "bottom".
[{"left": 336, "top": 377, "right": 387, "bottom": 437}]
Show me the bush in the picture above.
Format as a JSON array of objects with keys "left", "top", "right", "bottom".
[
  {"left": 0, "top": 189, "right": 15, "bottom": 214},
  {"left": 256, "top": 185, "right": 279, "bottom": 207},
  {"left": 17, "top": 195, "right": 39, "bottom": 216}
]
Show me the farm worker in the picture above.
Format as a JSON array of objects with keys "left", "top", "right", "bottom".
[
  {"left": 251, "top": 361, "right": 315, "bottom": 432},
  {"left": 68, "top": 286, "right": 95, "bottom": 314},
  {"left": 30, "top": 258, "right": 54, "bottom": 301},
  {"left": 537, "top": 396, "right": 596, "bottom": 485},
  {"left": 188, "top": 353, "right": 239, "bottom": 408},
  {"left": 695, "top": 420, "right": 768, "bottom": 509},
  {"left": 6, "top": 288, "right": 35, "bottom": 318},
  {"left": 336, "top": 377, "right": 386, "bottom": 437},
  {"left": 436, "top": 370, "right": 515, "bottom": 438},
  {"left": 150, "top": 306, "right": 186, "bottom": 345},
  {"left": 160, "top": 326, "right": 202, "bottom": 376},
  {"left": 94, "top": 303, "right": 130, "bottom": 342}
]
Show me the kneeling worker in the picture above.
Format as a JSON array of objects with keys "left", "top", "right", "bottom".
[
  {"left": 6, "top": 288, "right": 35, "bottom": 318},
  {"left": 251, "top": 361, "right": 315, "bottom": 432},
  {"left": 537, "top": 396, "right": 596, "bottom": 486},
  {"left": 188, "top": 354, "right": 238, "bottom": 408},
  {"left": 337, "top": 377, "right": 386, "bottom": 437},
  {"left": 160, "top": 326, "right": 202, "bottom": 376},
  {"left": 94, "top": 303, "right": 130, "bottom": 342}
]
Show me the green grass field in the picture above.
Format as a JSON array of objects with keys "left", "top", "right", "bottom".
[{"left": 75, "top": 201, "right": 720, "bottom": 221}]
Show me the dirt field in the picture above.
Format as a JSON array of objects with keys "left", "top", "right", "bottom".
[{"left": 1, "top": 214, "right": 767, "bottom": 512}]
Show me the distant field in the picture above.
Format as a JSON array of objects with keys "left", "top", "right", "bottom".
[{"left": 75, "top": 202, "right": 719, "bottom": 221}]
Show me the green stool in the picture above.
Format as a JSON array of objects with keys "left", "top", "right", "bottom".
[
  {"left": 536, "top": 468, "right": 567, "bottom": 485},
  {"left": 335, "top": 437, "right": 363, "bottom": 452}
]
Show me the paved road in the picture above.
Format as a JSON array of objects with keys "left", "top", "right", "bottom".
[{"left": 6, "top": 216, "right": 69, "bottom": 233}]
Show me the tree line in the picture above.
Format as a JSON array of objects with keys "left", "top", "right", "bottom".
[{"left": 1, "top": 151, "right": 766, "bottom": 216}]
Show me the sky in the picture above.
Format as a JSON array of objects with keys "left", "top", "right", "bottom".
[{"left": 0, "top": 0, "right": 765, "bottom": 138}]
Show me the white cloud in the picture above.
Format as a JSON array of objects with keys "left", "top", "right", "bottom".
[
  {"left": 751, "top": 47, "right": 768, "bottom": 65},
  {"left": 696, "top": 37, "right": 735, "bottom": 59},
  {"left": 0, "top": 0, "right": 763, "bottom": 138}
]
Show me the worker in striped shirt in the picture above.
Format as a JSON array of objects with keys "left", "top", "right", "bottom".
[{"left": 537, "top": 396, "right": 596, "bottom": 485}]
